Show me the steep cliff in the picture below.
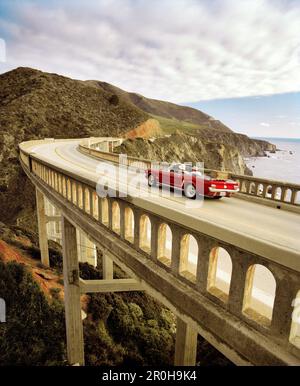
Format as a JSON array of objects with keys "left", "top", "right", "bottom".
[
  {"left": 193, "top": 129, "right": 276, "bottom": 157},
  {"left": 0, "top": 67, "right": 146, "bottom": 226},
  {"left": 115, "top": 133, "right": 251, "bottom": 175}
]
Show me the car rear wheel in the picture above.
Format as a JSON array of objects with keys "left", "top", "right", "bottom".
[
  {"left": 184, "top": 183, "right": 196, "bottom": 199},
  {"left": 148, "top": 174, "right": 157, "bottom": 187}
]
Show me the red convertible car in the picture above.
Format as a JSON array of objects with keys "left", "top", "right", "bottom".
[{"left": 145, "top": 163, "right": 239, "bottom": 199}]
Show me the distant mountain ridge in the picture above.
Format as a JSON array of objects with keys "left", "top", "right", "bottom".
[{"left": 87, "top": 80, "right": 233, "bottom": 133}]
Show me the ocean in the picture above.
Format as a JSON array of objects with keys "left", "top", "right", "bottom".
[{"left": 245, "top": 138, "right": 300, "bottom": 184}]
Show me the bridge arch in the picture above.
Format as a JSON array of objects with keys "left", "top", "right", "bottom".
[
  {"left": 283, "top": 188, "right": 292, "bottom": 203},
  {"left": 139, "top": 214, "right": 151, "bottom": 253},
  {"left": 112, "top": 201, "right": 120, "bottom": 234},
  {"left": 78, "top": 184, "right": 83, "bottom": 209},
  {"left": 84, "top": 187, "right": 90, "bottom": 213},
  {"left": 157, "top": 223, "right": 172, "bottom": 267},
  {"left": 290, "top": 290, "right": 300, "bottom": 349},
  {"left": 207, "top": 246, "right": 232, "bottom": 302},
  {"left": 92, "top": 191, "right": 98, "bottom": 219},
  {"left": 241, "top": 181, "right": 248, "bottom": 193},
  {"left": 179, "top": 234, "right": 198, "bottom": 282},
  {"left": 71, "top": 180, "right": 77, "bottom": 204},
  {"left": 257, "top": 183, "right": 264, "bottom": 196},
  {"left": 101, "top": 197, "right": 109, "bottom": 225},
  {"left": 249, "top": 182, "right": 256, "bottom": 195},
  {"left": 62, "top": 177, "right": 67, "bottom": 198},
  {"left": 275, "top": 187, "right": 282, "bottom": 200},
  {"left": 265, "top": 185, "right": 272, "bottom": 198},
  {"left": 67, "top": 179, "right": 71, "bottom": 201},
  {"left": 124, "top": 207, "right": 134, "bottom": 242},
  {"left": 243, "top": 264, "right": 276, "bottom": 326}
]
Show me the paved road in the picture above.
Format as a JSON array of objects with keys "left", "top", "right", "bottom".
[
  {"left": 31, "top": 141, "right": 300, "bottom": 255},
  {"left": 26, "top": 139, "right": 300, "bottom": 325},
  {"left": 29, "top": 140, "right": 300, "bottom": 309}
]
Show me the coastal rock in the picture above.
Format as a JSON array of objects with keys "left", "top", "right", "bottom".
[{"left": 115, "top": 133, "right": 252, "bottom": 175}]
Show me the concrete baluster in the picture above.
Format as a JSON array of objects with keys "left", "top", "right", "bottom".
[
  {"left": 271, "top": 269, "right": 299, "bottom": 342},
  {"left": 150, "top": 217, "right": 159, "bottom": 261},
  {"left": 228, "top": 249, "right": 252, "bottom": 316},
  {"left": 195, "top": 236, "right": 213, "bottom": 293}
]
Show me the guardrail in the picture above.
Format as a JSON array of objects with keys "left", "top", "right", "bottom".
[
  {"left": 78, "top": 143, "right": 300, "bottom": 207},
  {"left": 19, "top": 139, "right": 300, "bottom": 365}
]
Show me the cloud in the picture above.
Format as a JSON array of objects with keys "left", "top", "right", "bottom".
[
  {"left": 1, "top": 0, "right": 300, "bottom": 102},
  {"left": 260, "top": 122, "right": 270, "bottom": 127}
]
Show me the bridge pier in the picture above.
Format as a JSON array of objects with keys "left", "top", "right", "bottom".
[
  {"left": 36, "top": 188, "right": 50, "bottom": 266},
  {"left": 62, "top": 216, "right": 85, "bottom": 366},
  {"left": 174, "top": 317, "right": 198, "bottom": 366},
  {"left": 102, "top": 254, "right": 114, "bottom": 279}
]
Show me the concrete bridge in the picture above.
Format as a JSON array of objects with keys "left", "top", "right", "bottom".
[{"left": 19, "top": 137, "right": 300, "bottom": 366}]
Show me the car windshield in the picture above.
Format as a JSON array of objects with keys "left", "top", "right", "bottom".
[
  {"left": 169, "top": 164, "right": 182, "bottom": 172},
  {"left": 169, "top": 164, "right": 204, "bottom": 176}
]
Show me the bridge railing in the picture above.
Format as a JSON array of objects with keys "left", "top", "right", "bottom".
[
  {"left": 19, "top": 142, "right": 300, "bottom": 363},
  {"left": 78, "top": 143, "right": 300, "bottom": 207}
]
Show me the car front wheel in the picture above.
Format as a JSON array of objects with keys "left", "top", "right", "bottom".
[
  {"left": 148, "top": 174, "right": 157, "bottom": 187},
  {"left": 184, "top": 183, "right": 196, "bottom": 199}
]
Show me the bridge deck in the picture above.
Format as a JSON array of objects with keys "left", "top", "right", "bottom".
[{"left": 30, "top": 140, "right": 300, "bottom": 268}]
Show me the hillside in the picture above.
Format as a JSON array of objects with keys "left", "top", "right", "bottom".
[
  {"left": 0, "top": 66, "right": 274, "bottom": 227},
  {"left": 0, "top": 223, "right": 231, "bottom": 366},
  {"left": 0, "top": 67, "right": 147, "bottom": 225},
  {"left": 0, "top": 67, "right": 148, "bottom": 161},
  {"left": 88, "top": 80, "right": 233, "bottom": 133}
]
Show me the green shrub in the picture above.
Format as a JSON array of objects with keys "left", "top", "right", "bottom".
[{"left": 0, "top": 261, "right": 66, "bottom": 365}]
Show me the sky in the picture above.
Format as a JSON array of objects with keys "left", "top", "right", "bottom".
[{"left": 0, "top": 0, "right": 299, "bottom": 138}]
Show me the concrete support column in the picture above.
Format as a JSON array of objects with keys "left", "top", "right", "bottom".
[
  {"left": 291, "top": 189, "right": 297, "bottom": 204},
  {"left": 174, "top": 317, "right": 198, "bottom": 366},
  {"left": 133, "top": 210, "right": 141, "bottom": 249},
  {"left": 98, "top": 197, "right": 103, "bottom": 223},
  {"left": 119, "top": 202, "right": 125, "bottom": 239},
  {"left": 77, "top": 229, "right": 97, "bottom": 267},
  {"left": 150, "top": 217, "right": 159, "bottom": 260},
  {"left": 36, "top": 188, "right": 50, "bottom": 267},
  {"left": 271, "top": 270, "right": 299, "bottom": 341},
  {"left": 196, "top": 236, "right": 214, "bottom": 293},
  {"left": 170, "top": 226, "right": 181, "bottom": 274},
  {"left": 262, "top": 183, "right": 268, "bottom": 198},
  {"left": 108, "top": 199, "right": 113, "bottom": 230},
  {"left": 228, "top": 250, "right": 252, "bottom": 316},
  {"left": 89, "top": 189, "right": 94, "bottom": 215},
  {"left": 62, "top": 216, "right": 84, "bottom": 366},
  {"left": 102, "top": 254, "right": 114, "bottom": 280}
]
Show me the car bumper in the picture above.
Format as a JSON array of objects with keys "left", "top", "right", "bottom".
[{"left": 209, "top": 187, "right": 240, "bottom": 193}]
